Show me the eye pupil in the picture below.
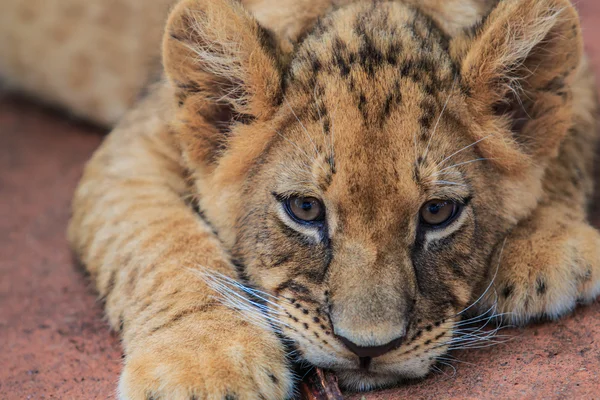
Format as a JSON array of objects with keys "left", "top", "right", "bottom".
[
  {"left": 300, "top": 200, "right": 312, "bottom": 210},
  {"left": 287, "top": 196, "right": 325, "bottom": 223},
  {"left": 428, "top": 204, "right": 442, "bottom": 214}
]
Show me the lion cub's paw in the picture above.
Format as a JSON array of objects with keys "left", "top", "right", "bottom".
[
  {"left": 490, "top": 219, "right": 600, "bottom": 325},
  {"left": 118, "top": 312, "right": 293, "bottom": 400}
]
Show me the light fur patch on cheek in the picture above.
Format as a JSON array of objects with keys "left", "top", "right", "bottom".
[
  {"left": 423, "top": 207, "right": 471, "bottom": 250},
  {"left": 275, "top": 205, "right": 322, "bottom": 242}
]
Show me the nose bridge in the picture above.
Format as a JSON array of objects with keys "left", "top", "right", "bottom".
[{"left": 328, "top": 237, "right": 415, "bottom": 347}]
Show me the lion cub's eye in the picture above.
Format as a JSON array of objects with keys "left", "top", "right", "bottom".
[
  {"left": 420, "top": 200, "right": 459, "bottom": 227},
  {"left": 285, "top": 196, "right": 325, "bottom": 223}
]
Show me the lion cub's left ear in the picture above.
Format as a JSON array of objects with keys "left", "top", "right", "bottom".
[
  {"left": 162, "top": 0, "right": 282, "bottom": 165},
  {"left": 461, "top": 0, "right": 583, "bottom": 169}
]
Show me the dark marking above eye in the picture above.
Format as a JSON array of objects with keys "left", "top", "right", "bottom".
[{"left": 358, "top": 92, "right": 367, "bottom": 119}]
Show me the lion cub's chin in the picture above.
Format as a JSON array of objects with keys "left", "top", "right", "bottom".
[{"left": 333, "top": 361, "right": 431, "bottom": 391}]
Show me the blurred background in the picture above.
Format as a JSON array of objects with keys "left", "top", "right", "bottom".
[{"left": 1, "top": 1, "right": 599, "bottom": 398}]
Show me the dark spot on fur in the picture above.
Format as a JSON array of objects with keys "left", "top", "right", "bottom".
[
  {"left": 411, "top": 330, "right": 423, "bottom": 341},
  {"left": 268, "top": 373, "right": 279, "bottom": 384},
  {"left": 302, "top": 309, "right": 309, "bottom": 315},
  {"left": 358, "top": 92, "right": 367, "bottom": 120},
  {"left": 502, "top": 285, "right": 514, "bottom": 298},
  {"left": 303, "top": 323, "right": 309, "bottom": 329},
  {"left": 425, "top": 325, "right": 433, "bottom": 332},
  {"left": 313, "top": 317, "right": 320, "bottom": 323},
  {"left": 536, "top": 277, "right": 547, "bottom": 296}
]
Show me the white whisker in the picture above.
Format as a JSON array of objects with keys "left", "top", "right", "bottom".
[
  {"left": 423, "top": 79, "right": 456, "bottom": 162},
  {"left": 188, "top": 267, "right": 292, "bottom": 332},
  {"left": 456, "top": 237, "right": 507, "bottom": 316},
  {"left": 433, "top": 157, "right": 494, "bottom": 176},
  {"left": 437, "top": 135, "right": 492, "bottom": 168},
  {"left": 436, "top": 360, "right": 457, "bottom": 377}
]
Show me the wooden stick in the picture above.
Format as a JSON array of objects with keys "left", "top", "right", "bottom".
[{"left": 299, "top": 368, "right": 344, "bottom": 400}]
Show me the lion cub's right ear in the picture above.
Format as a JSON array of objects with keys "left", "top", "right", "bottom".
[{"left": 162, "top": 0, "right": 283, "bottom": 165}]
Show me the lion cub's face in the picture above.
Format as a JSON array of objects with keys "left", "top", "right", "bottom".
[{"left": 164, "top": 0, "right": 582, "bottom": 390}]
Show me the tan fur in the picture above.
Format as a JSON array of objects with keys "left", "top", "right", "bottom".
[{"left": 2, "top": 0, "right": 598, "bottom": 398}]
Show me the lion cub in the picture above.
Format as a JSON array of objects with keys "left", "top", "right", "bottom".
[{"left": 64, "top": 0, "right": 599, "bottom": 397}]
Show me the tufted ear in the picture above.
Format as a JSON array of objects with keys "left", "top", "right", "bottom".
[
  {"left": 162, "top": 0, "right": 283, "bottom": 165},
  {"left": 461, "top": 0, "right": 583, "bottom": 170}
]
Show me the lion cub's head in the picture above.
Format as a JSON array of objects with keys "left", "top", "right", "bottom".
[{"left": 162, "top": 0, "right": 583, "bottom": 390}]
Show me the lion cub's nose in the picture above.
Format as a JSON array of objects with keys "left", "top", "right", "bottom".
[{"left": 335, "top": 334, "right": 405, "bottom": 358}]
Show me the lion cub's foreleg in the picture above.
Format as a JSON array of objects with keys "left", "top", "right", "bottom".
[
  {"left": 68, "top": 93, "right": 292, "bottom": 400},
  {"left": 486, "top": 87, "right": 600, "bottom": 324},
  {"left": 489, "top": 203, "right": 600, "bottom": 324}
]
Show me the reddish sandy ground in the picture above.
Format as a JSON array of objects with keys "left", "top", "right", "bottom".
[{"left": 1, "top": 1, "right": 600, "bottom": 399}]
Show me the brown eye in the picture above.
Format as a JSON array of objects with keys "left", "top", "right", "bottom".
[
  {"left": 420, "top": 200, "right": 459, "bottom": 226},
  {"left": 286, "top": 196, "right": 325, "bottom": 223}
]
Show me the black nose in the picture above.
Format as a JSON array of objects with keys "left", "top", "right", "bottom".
[{"left": 335, "top": 334, "right": 405, "bottom": 358}]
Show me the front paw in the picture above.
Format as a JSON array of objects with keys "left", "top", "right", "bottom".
[
  {"left": 487, "top": 218, "right": 600, "bottom": 325},
  {"left": 119, "top": 310, "right": 293, "bottom": 400}
]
